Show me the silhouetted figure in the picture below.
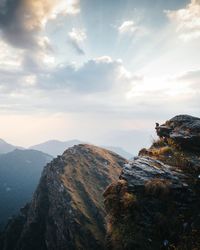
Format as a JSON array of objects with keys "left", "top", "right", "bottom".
[
  {"left": 155, "top": 123, "right": 159, "bottom": 129},
  {"left": 155, "top": 122, "right": 172, "bottom": 140}
]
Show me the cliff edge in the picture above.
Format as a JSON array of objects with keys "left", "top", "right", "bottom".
[{"left": 104, "top": 115, "right": 200, "bottom": 250}]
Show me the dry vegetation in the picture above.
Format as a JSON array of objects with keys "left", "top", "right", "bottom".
[
  {"left": 60, "top": 144, "right": 125, "bottom": 245},
  {"left": 139, "top": 138, "right": 193, "bottom": 171},
  {"left": 104, "top": 180, "right": 139, "bottom": 250},
  {"left": 104, "top": 180, "right": 137, "bottom": 216},
  {"left": 105, "top": 136, "right": 200, "bottom": 249},
  {"left": 145, "top": 178, "right": 171, "bottom": 197}
]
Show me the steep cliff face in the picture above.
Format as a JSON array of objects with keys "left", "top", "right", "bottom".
[
  {"left": 104, "top": 115, "right": 200, "bottom": 250},
  {"left": 1, "top": 144, "right": 126, "bottom": 250}
]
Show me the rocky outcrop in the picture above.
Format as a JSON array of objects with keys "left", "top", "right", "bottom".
[
  {"left": 156, "top": 115, "right": 200, "bottom": 151},
  {"left": 0, "top": 144, "right": 126, "bottom": 250},
  {"left": 104, "top": 115, "right": 200, "bottom": 250},
  {"left": 121, "top": 157, "right": 188, "bottom": 189}
]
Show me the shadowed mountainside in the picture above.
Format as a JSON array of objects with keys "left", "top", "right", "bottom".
[
  {"left": 0, "top": 149, "right": 52, "bottom": 230},
  {"left": 0, "top": 144, "right": 126, "bottom": 250}
]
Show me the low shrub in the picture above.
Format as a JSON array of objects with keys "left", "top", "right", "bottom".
[{"left": 145, "top": 178, "right": 171, "bottom": 197}]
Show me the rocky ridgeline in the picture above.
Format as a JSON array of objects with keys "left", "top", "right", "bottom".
[
  {"left": 156, "top": 115, "right": 200, "bottom": 151},
  {"left": 0, "top": 144, "right": 126, "bottom": 250},
  {"left": 104, "top": 115, "right": 200, "bottom": 250}
]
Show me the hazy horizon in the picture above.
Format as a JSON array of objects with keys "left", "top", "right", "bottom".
[{"left": 0, "top": 135, "right": 151, "bottom": 155}]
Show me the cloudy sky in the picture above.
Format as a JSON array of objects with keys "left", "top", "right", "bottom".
[{"left": 0, "top": 0, "right": 199, "bottom": 154}]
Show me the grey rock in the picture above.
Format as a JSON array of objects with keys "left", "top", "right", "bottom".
[
  {"left": 121, "top": 157, "right": 187, "bottom": 189},
  {"left": 156, "top": 115, "right": 200, "bottom": 151}
]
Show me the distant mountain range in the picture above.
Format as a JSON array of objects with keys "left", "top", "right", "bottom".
[
  {"left": 0, "top": 139, "right": 23, "bottom": 154},
  {"left": 104, "top": 146, "right": 133, "bottom": 159},
  {"left": 0, "top": 138, "right": 133, "bottom": 159},
  {"left": 0, "top": 149, "right": 52, "bottom": 229},
  {"left": 30, "top": 140, "right": 133, "bottom": 159},
  {"left": 29, "top": 139, "right": 83, "bottom": 157}
]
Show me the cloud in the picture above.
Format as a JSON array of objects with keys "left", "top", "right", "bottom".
[
  {"left": 39, "top": 56, "right": 133, "bottom": 93},
  {"left": 174, "top": 69, "right": 200, "bottom": 88},
  {"left": 118, "top": 21, "right": 138, "bottom": 34},
  {"left": 118, "top": 20, "right": 147, "bottom": 38},
  {"left": 0, "top": 0, "right": 81, "bottom": 77},
  {"left": 0, "top": 40, "right": 23, "bottom": 70},
  {"left": 166, "top": 0, "right": 200, "bottom": 41},
  {"left": 68, "top": 28, "right": 87, "bottom": 55},
  {"left": 0, "top": 55, "right": 133, "bottom": 99},
  {"left": 62, "top": 0, "right": 80, "bottom": 15},
  {"left": 0, "top": 0, "right": 80, "bottom": 49}
]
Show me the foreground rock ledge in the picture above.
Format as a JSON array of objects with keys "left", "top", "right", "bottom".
[{"left": 104, "top": 115, "right": 200, "bottom": 250}]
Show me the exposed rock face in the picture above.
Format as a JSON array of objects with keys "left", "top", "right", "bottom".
[
  {"left": 156, "top": 115, "right": 200, "bottom": 151},
  {"left": 0, "top": 144, "right": 126, "bottom": 250},
  {"left": 121, "top": 157, "right": 187, "bottom": 189},
  {"left": 104, "top": 115, "right": 200, "bottom": 250}
]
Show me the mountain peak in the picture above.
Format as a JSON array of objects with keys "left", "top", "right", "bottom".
[
  {"left": 30, "top": 139, "right": 83, "bottom": 157},
  {"left": 63, "top": 143, "right": 121, "bottom": 158}
]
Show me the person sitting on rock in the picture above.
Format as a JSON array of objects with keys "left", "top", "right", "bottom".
[{"left": 155, "top": 123, "right": 172, "bottom": 140}]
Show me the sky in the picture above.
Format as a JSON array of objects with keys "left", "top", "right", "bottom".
[{"left": 0, "top": 0, "right": 199, "bottom": 154}]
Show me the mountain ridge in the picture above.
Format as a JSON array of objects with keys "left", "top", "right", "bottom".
[
  {"left": 0, "top": 144, "right": 126, "bottom": 250},
  {"left": 0, "top": 139, "right": 23, "bottom": 154}
]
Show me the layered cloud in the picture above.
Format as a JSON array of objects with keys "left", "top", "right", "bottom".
[
  {"left": 0, "top": 54, "right": 133, "bottom": 95},
  {"left": 166, "top": 0, "right": 200, "bottom": 41},
  {"left": 68, "top": 28, "right": 87, "bottom": 55},
  {"left": 174, "top": 69, "right": 200, "bottom": 88},
  {"left": 0, "top": 0, "right": 80, "bottom": 49},
  {"left": 38, "top": 56, "right": 133, "bottom": 93}
]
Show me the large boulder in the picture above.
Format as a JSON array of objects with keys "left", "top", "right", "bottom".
[
  {"left": 121, "top": 156, "right": 187, "bottom": 189},
  {"left": 156, "top": 115, "right": 200, "bottom": 151},
  {"left": 104, "top": 156, "right": 198, "bottom": 250},
  {"left": 104, "top": 115, "right": 200, "bottom": 250}
]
